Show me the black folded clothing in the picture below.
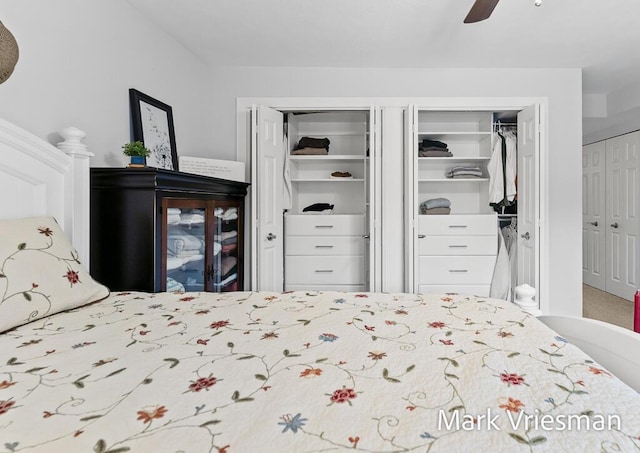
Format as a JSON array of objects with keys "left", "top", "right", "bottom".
[
  {"left": 421, "top": 138, "right": 448, "bottom": 149},
  {"left": 303, "top": 203, "right": 334, "bottom": 212},
  {"left": 295, "top": 137, "right": 330, "bottom": 150}
]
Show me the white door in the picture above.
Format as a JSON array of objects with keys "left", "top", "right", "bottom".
[
  {"left": 368, "top": 106, "right": 382, "bottom": 291},
  {"left": 250, "top": 105, "right": 284, "bottom": 291},
  {"left": 517, "top": 105, "right": 539, "bottom": 294},
  {"left": 604, "top": 131, "right": 640, "bottom": 300},
  {"left": 582, "top": 141, "right": 606, "bottom": 290},
  {"left": 404, "top": 105, "right": 417, "bottom": 292}
]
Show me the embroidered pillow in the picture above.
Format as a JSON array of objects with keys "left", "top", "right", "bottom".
[{"left": 0, "top": 216, "right": 109, "bottom": 333}]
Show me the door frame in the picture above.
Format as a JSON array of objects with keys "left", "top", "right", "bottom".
[{"left": 237, "top": 97, "right": 549, "bottom": 312}]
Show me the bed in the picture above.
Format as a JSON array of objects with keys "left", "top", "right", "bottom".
[{"left": 0, "top": 118, "right": 638, "bottom": 452}]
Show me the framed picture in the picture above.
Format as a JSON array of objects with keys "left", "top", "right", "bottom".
[{"left": 129, "top": 88, "right": 178, "bottom": 170}]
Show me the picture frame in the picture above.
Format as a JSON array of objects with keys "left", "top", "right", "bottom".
[{"left": 129, "top": 88, "right": 178, "bottom": 171}]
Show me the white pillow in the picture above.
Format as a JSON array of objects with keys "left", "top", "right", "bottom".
[{"left": 0, "top": 216, "right": 109, "bottom": 333}]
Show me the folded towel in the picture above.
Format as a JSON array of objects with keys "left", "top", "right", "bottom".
[
  {"left": 295, "top": 137, "right": 330, "bottom": 150},
  {"left": 419, "top": 149, "right": 453, "bottom": 157},
  {"left": 179, "top": 213, "right": 205, "bottom": 224},
  {"left": 420, "top": 207, "right": 451, "bottom": 215},
  {"left": 173, "top": 249, "right": 203, "bottom": 259},
  {"left": 166, "top": 277, "right": 185, "bottom": 292},
  {"left": 421, "top": 139, "right": 448, "bottom": 149},
  {"left": 419, "top": 146, "right": 450, "bottom": 152},
  {"left": 167, "top": 214, "right": 181, "bottom": 224},
  {"left": 167, "top": 231, "right": 204, "bottom": 254},
  {"left": 167, "top": 208, "right": 181, "bottom": 215},
  {"left": 421, "top": 198, "right": 451, "bottom": 210},
  {"left": 221, "top": 208, "right": 238, "bottom": 221},
  {"left": 221, "top": 243, "right": 236, "bottom": 254},
  {"left": 445, "top": 166, "right": 483, "bottom": 178},
  {"left": 291, "top": 147, "right": 328, "bottom": 155},
  {"left": 214, "top": 231, "right": 237, "bottom": 242},
  {"left": 221, "top": 256, "right": 237, "bottom": 275}
]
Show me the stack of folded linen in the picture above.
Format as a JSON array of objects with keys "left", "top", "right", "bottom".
[
  {"left": 418, "top": 139, "right": 453, "bottom": 157},
  {"left": 445, "top": 166, "right": 483, "bottom": 178},
  {"left": 167, "top": 229, "right": 204, "bottom": 258},
  {"left": 179, "top": 211, "right": 205, "bottom": 225},
  {"left": 420, "top": 197, "right": 451, "bottom": 215},
  {"left": 291, "top": 137, "right": 330, "bottom": 155},
  {"left": 214, "top": 207, "right": 238, "bottom": 221},
  {"left": 167, "top": 208, "right": 181, "bottom": 224}
]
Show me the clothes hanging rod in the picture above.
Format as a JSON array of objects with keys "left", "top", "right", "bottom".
[{"left": 497, "top": 213, "right": 518, "bottom": 217}]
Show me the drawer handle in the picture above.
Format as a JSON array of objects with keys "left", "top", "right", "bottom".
[
  {"left": 448, "top": 225, "right": 468, "bottom": 229},
  {"left": 418, "top": 234, "right": 426, "bottom": 239},
  {"left": 315, "top": 225, "right": 334, "bottom": 229},
  {"left": 314, "top": 245, "right": 334, "bottom": 249},
  {"left": 314, "top": 269, "right": 334, "bottom": 273},
  {"left": 448, "top": 245, "right": 468, "bottom": 248},
  {"left": 449, "top": 269, "right": 468, "bottom": 273}
]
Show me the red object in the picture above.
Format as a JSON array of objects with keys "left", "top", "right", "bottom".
[{"left": 634, "top": 290, "right": 640, "bottom": 333}]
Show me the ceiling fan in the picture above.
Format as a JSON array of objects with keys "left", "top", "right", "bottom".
[{"left": 464, "top": 0, "right": 542, "bottom": 23}]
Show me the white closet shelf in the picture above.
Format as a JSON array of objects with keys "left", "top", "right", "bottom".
[
  {"left": 418, "top": 157, "right": 490, "bottom": 162},
  {"left": 291, "top": 178, "right": 365, "bottom": 182},
  {"left": 418, "top": 132, "right": 492, "bottom": 140},
  {"left": 418, "top": 178, "right": 489, "bottom": 182},
  {"left": 296, "top": 131, "right": 365, "bottom": 137},
  {"left": 290, "top": 155, "right": 366, "bottom": 161}
]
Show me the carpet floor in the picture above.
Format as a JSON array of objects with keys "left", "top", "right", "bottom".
[{"left": 582, "top": 284, "right": 634, "bottom": 331}]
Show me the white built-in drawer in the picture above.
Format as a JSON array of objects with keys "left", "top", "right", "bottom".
[
  {"left": 418, "top": 284, "right": 491, "bottom": 297},
  {"left": 418, "top": 256, "right": 496, "bottom": 284},
  {"left": 419, "top": 235, "right": 497, "bottom": 256},
  {"left": 286, "top": 256, "right": 364, "bottom": 285},
  {"left": 285, "top": 284, "right": 366, "bottom": 292},
  {"left": 286, "top": 214, "right": 365, "bottom": 236},
  {"left": 286, "top": 236, "right": 364, "bottom": 256},
  {"left": 419, "top": 214, "right": 496, "bottom": 236}
]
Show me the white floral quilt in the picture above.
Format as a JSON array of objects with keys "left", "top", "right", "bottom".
[{"left": 0, "top": 291, "right": 638, "bottom": 452}]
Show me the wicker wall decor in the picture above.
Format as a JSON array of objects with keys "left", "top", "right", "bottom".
[{"left": 0, "top": 21, "right": 19, "bottom": 84}]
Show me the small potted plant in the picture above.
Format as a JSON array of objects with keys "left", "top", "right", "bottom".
[{"left": 122, "top": 141, "right": 150, "bottom": 167}]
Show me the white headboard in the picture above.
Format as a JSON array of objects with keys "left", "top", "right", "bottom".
[{"left": 0, "top": 118, "right": 92, "bottom": 266}]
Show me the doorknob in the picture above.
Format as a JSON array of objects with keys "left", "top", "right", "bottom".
[
  {"left": 266, "top": 233, "right": 277, "bottom": 241},
  {"left": 588, "top": 221, "right": 598, "bottom": 227},
  {"left": 521, "top": 232, "right": 531, "bottom": 240},
  {"left": 610, "top": 222, "right": 619, "bottom": 228}
]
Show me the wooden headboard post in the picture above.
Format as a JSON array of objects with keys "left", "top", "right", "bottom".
[
  {"left": 0, "top": 118, "right": 93, "bottom": 270},
  {"left": 56, "top": 127, "right": 93, "bottom": 268}
]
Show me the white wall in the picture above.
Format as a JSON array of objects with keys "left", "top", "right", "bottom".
[
  {"left": 0, "top": 0, "right": 215, "bottom": 167},
  {"left": 0, "top": 6, "right": 585, "bottom": 315},
  {"left": 217, "top": 66, "right": 583, "bottom": 316},
  {"left": 583, "top": 82, "right": 640, "bottom": 145}
]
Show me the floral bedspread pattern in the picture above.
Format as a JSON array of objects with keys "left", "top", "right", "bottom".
[{"left": 0, "top": 291, "right": 638, "bottom": 452}]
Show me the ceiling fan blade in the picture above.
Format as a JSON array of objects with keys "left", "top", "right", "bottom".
[{"left": 464, "top": 0, "right": 500, "bottom": 23}]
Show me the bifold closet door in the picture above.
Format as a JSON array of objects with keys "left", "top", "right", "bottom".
[
  {"left": 582, "top": 141, "right": 606, "bottom": 290},
  {"left": 251, "top": 105, "right": 285, "bottom": 291},
  {"left": 604, "top": 131, "right": 640, "bottom": 301},
  {"left": 516, "top": 105, "right": 539, "bottom": 291}
]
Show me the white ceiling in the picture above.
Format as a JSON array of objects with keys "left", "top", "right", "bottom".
[{"left": 126, "top": 0, "right": 640, "bottom": 96}]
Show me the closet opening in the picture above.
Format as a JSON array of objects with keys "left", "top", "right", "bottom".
[
  {"left": 251, "top": 106, "right": 378, "bottom": 292},
  {"left": 408, "top": 106, "right": 538, "bottom": 311}
]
